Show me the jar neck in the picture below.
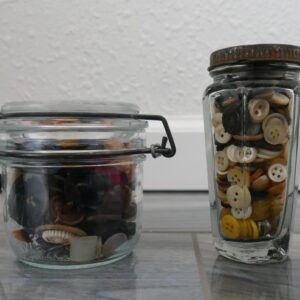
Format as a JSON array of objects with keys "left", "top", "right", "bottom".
[{"left": 209, "top": 62, "right": 300, "bottom": 84}]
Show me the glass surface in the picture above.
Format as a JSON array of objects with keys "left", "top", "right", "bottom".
[
  {"left": 203, "top": 64, "right": 300, "bottom": 263},
  {"left": 3, "top": 157, "right": 144, "bottom": 269}
]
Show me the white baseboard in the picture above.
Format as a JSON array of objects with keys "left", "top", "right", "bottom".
[{"left": 144, "top": 115, "right": 208, "bottom": 191}]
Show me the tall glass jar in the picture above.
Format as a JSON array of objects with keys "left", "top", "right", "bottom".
[
  {"left": 203, "top": 44, "right": 300, "bottom": 263},
  {"left": 0, "top": 101, "right": 176, "bottom": 269}
]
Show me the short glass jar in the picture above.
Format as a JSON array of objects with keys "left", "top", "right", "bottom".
[
  {"left": 0, "top": 101, "right": 175, "bottom": 269},
  {"left": 203, "top": 44, "right": 300, "bottom": 263}
]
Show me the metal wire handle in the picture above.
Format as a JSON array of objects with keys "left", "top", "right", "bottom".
[{"left": 0, "top": 112, "right": 176, "bottom": 159}]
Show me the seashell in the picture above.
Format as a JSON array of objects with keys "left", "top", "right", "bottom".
[
  {"left": 36, "top": 224, "right": 87, "bottom": 236},
  {"left": 42, "top": 230, "right": 77, "bottom": 244}
]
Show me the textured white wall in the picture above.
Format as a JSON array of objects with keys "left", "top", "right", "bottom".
[{"left": 1, "top": 0, "right": 300, "bottom": 115}]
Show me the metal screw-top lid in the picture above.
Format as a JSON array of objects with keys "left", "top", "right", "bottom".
[{"left": 209, "top": 44, "right": 300, "bottom": 70}]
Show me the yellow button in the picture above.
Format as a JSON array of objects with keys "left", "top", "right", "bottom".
[
  {"left": 249, "top": 219, "right": 259, "bottom": 239},
  {"left": 239, "top": 220, "right": 248, "bottom": 239},
  {"left": 220, "top": 215, "right": 241, "bottom": 239}
]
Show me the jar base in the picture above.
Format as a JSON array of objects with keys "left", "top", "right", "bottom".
[
  {"left": 214, "top": 238, "right": 288, "bottom": 264},
  {"left": 19, "top": 252, "right": 131, "bottom": 270}
]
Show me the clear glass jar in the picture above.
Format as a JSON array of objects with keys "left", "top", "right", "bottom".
[
  {"left": 0, "top": 101, "right": 175, "bottom": 269},
  {"left": 203, "top": 44, "right": 300, "bottom": 263}
]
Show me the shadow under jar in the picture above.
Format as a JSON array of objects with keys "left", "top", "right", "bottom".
[
  {"left": 0, "top": 101, "right": 176, "bottom": 269},
  {"left": 203, "top": 44, "right": 300, "bottom": 264}
]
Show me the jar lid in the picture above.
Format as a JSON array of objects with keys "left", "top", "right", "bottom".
[
  {"left": 0, "top": 101, "right": 149, "bottom": 159},
  {"left": 209, "top": 44, "right": 300, "bottom": 70}
]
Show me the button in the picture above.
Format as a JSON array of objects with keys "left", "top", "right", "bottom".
[
  {"left": 212, "top": 113, "right": 223, "bottom": 127},
  {"left": 257, "top": 148, "right": 281, "bottom": 159},
  {"left": 239, "top": 219, "right": 248, "bottom": 238},
  {"left": 262, "top": 113, "right": 288, "bottom": 131},
  {"left": 226, "top": 144, "right": 239, "bottom": 162},
  {"left": 251, "top": 175, "right": 270, "bottom": 192},
  {"left": 268, "top": 163, "right": 287, "bottom": 183},
  {"left": 269, "top": 92, "right": 290, "bottom": 106},
  {"left": 250, "top": 168, "right": 264, "bottom": 182},
  {"left": 227, "top": 167, "right": 250, "bottom": 187},
  {"left": 102, "top": 233, "right": 128, "bottom": 257},
  {"left": 227, "top": 185, "right": 251, "bottom": 208},
  {"left": 222, "top": 103, "right": 242, "bottom": 135},
  {"left": 263, "top": 125, "right": 288, "bottom": 145},
  {"left": 215, "top": 124, "right": 232, "bottom": 144},
  {"left": 248, "top": 98, "right": 270, "bottom": 123},
  {"left": 220, "top": 214, "right": 241, "bottom": 239},
  {"left": 249, "top": 219, "right": 259, "bottom": 239},
  {"left": 231, "top": 206, "right": 252, "bottom": 219},
  {"left": 267, "top": 181, "right": 286, "bottom": 196},
  {"left": 220, "top": 207, "right": 231, "bottom": 219},
  {"left": 215, "top": 150, "right": 229, "bottom": 172},
  {"left": 235, "top": 146, "right": 257, "bottom": 163},
  {"left": 233, "top": 133, "right": 264, "bottom": 142},
  {"left": 251, "top": 199, "right": 270, "bottom": 221}
]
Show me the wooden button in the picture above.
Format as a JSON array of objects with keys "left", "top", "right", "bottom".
[
  {"left": 267, "top": 181, "right": 286, "bottom": 196},
  {"left": 269, "top": 92, "right": 290, "bottom": 106},
  {"left": 263, "top": 125, "right": 288, "bottom": 145},
  {"left": 251, "top": 175, "right": 270, "bottom": 192}
]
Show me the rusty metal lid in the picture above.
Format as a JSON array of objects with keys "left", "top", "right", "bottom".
[{"left": 209, "top": 44, "right": 300, "bottom": 70}]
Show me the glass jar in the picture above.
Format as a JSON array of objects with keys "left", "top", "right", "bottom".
[
  {"left": 203, "top": 44, "right": 300, "bottom": 263},
  {"left": 0, "top": 101, "right": 176, "bottom": 269}
]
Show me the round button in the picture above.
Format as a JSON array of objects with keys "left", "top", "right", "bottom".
[
  {"left": 220, "top": 215, "right": 241, "bottom": 239},
  {"left": 248, "top": 98, "right": 270, "bottom": 123},
  {"left": 226, "top": 145, "right": 238, "bottom": 162},
  {"left": 249, "top": 219, "right": 259, "bottom": 239},
  {"left": 269, "top": 92, "right": 290, "bottom": 106},
  {"left": 267, "top": 181, "right": 286, "bottom": 196},
  {"left": 231, "top": 206, "right": 252, "bottom": 219},
  {"left": 235, "top": 146, "right": 257, "bottom": 163},
  {"left": 212, "top": 113, "right": 223, "bottom": 127},
  {"left": 262, "top": 113, "right": 288, "bottom": 131},
  {"left": 263, "top": 125, "right": 288, "bottom": 145},
  {"left": 215, "top": 151, "right": 229, "bottom": 172},
  {"left": 227, "top": 167, "right": 250, "bottom": 187},
  {"left": 227, "top": 185, "right": 251, "bottom": 208},
  {"left": 268, "top": 163, "right": 287, "bottom": 183},
  {"left": 215, "top": 124, "right": 232, "bottom": 144}
]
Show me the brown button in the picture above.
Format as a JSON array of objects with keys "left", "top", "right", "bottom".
[
  {"left": 233, "top": 133, "right": 264, "bottom": 142},
  {"left": 250, "top": 169, "right": 264, "bottom": 182},
  {"left": 248, "top": 98, "right": 270, "bottom": 123},
  {"left": 251, "top": 175, "right": 270, "bottom": 192},
  {"left": 267, "top": 181, "right": 286, "bottom": 196}
]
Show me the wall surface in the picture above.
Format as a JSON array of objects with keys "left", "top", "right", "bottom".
[{"left": 1, "top": 0, "right": 300, "bottom": 189}]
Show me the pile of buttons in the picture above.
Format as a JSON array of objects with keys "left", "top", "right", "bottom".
[
  {"left": 8, "top": 138, "right": 139, "bottom": 264},
  {"left": 213, "top": 89, "right": 290, "bottom": 240}
]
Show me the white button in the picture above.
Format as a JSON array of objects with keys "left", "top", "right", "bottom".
[
  {"left": 248, "top": 98, "right": 270, "bottom": 123},
  {"left": 262, "top": 113, "right": 288, "bottom": 131},
  {"left": 268, "top": 163, "right": 287, "bottom": 183},
  {"left": 231, "top": 206, "right": 252, "bottom": 219},
  {"left": 212, "top": 113, "right": 223, "bottom": 127},
  {"left": 263, "top": 125, "right": 288, "bottom": 145},
  {"left": 226, "top": 145, "right": 239, "bottom": 162},
  {"left": 269, "top": 92, "right": 290, "bottom": 106},
  {"left": 235, "top": 146, "right": 257, "bottom": 163},
  {"left": 227, "top": 167, "right": 250, "bottom": 187},
  {"left": 215, "top": 150, "right": 229, "bottom": 172},
  {"left": 227, "top": 185, "right": 251, "bottom": 208},
  {"left": 215, "top": 124, "right": 231, "bottom": 144}
]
